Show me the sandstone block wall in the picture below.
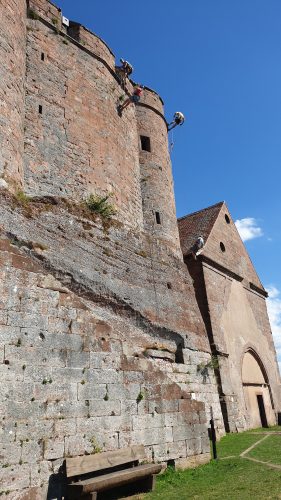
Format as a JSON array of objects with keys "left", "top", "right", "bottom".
[
  {"left": 137, "top": 91, "right": 181, "bottom": 257},
  {"left": 28, "top": 0, "right": 62, "bottom": 29},
  {"left": 68, "top": 22, "right": 115, "bottom": 68},
  {"left": 0, "top": 0, "right": 26, "bottom": 187},
  {"left": 24, "top": 15, "right": 143, "bottom": 229},
  {"left": 23, "top": 0, "right": 185, "bottom": 257},
  {"left": 203, "top": 269, "right": 280, "bottom": 429},
  {"left": 0, "top": 190, "right": 209, "bottom": 345},
  {"left": 0, "top": 235, "right": 222, "bottom": 498},
  {"left": 183, "top": 203, "right": 281, "bottom": 432},
  {"left": 202, "top": 206, "right": 280, "bottom": 428},
  {"left": 0, "top": 2, "right": 262, "bottom": 497}
]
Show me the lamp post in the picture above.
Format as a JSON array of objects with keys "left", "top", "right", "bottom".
[{"left": 210, "top": 406, "right": 217, "bottom": 459}]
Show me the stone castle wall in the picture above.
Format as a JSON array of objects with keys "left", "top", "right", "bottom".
[
  {"left": 0, "top": 0, "right": 280, "bottom": 498},
  {"left": 22, "top": 0, "right": 182, "bottom": 255},
  {"left": 0, "top": 2, "right": 224, "bottom": 497},
  {"left": 203, "top": 267, "right": 280, "bottom": 430},
  {"left": 137, "top": 102, "right": 181, "bottom": 255},
  {"left": 24, "top": 11, "right": 143, "bottom": 229},
  {"left": 0, "top": 231, "right": 224, "bottom": 499},
  {"left": 0, "top": 0, "right": 26, "bottom": 187},
  {"left": 184, "top": 205, "right": 281, "bottom": 433},
  {"left": 202, "top": 207, "right": 281, "bottom": 430},
  {"left": 0, "top": 175, "right": 223, "bottom": 499}
]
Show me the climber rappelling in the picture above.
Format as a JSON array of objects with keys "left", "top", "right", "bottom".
[
  {"left": 168, "top": 111, "right": 185, "bottom": 131},
  {"left": 117, "top": 84, "right": 143, "bottom": 114},
  {"left": 116, "top": 58, "right": 134, "bottom": 89}
]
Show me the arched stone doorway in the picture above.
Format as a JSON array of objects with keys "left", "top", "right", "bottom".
[{"left": 242, "top": 350, "right": 275, "bottom": 428}]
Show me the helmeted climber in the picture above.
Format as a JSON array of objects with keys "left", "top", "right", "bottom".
[
  {"left": 120, "top": 58, "right": 133, "bottom": 77},
  {"left": 168, "top": 111, "right": 185, "bottom": 131},
  {"left": 116, "top": 59, "right": 134, "bottom": 91},
  {"left": 191, "top": 236, "right": 204, "bottom": 259},
  {"left": 117, "top": 84, "right": 143, "bottom": 114}
]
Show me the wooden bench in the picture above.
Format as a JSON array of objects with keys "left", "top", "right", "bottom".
[{"left": 66, "top": 445, "right": 162, "bottom": 499}]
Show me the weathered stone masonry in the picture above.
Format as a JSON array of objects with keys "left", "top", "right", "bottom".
[
  {"left": 0, "top": 0, "right": 280, "bottom": 498},
  {"left": 179, "top": 203, "right": 281, "bottom": 433},
  {"left": 0, "top": 0, "right": 26, "bottom": 186},
  {"left": 0, "top": 233, "right": 217, "bottom": 499}
]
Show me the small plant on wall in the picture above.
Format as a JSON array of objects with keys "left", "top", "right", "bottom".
[
  {"left": 89, "top": 436, "right": 102, "bottom": 454},
  {"left": 27, "top": 8, "right": 39, "bottom": 20},
  {"left": 197, "top": 355, "right": 219, "bottom": 383},
  {"left": 136, "top": 390, "right": 146, "bottom": 404},
  {"left": 15, "top": 191, "right": 31, "bottom": 205},
  {"left": 84, "top": 193, "right": 116, "bottom": 220}
]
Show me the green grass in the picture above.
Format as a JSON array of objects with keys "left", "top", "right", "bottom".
[
  {"left": 144, "top": 459, "right": 281, "bottom": 499},
  {"left": 134, "top": 427, "right": 281, "bottom": 500},
  {"left": 248, "top": 434, "right": 281, "bottom": 465},
  {"left": 215, "top": 431, "right": 263, "bottom": 458},
  {"left": 15, "top": 190, "right": 31, "bottom": 205},
  {"left": 248, "top": 425, "right": 281, "bottom": 433}
]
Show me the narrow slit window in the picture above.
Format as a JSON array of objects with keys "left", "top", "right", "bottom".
[
  {"left": 41, "top": 52, "right": 45, "bottom": 61},
  {"left": 155, "top": 211, "right": 161, "bottom": 225},
  {"left": 140, "top": 135, "right": 151, "bottom": 152},
  {"left": 39, "top": 105, "right": 43, "bottom": 114}
]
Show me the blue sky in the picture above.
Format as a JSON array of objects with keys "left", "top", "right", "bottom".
[{"left": 57, "top": 0, "right": 281, "bottom": 366}]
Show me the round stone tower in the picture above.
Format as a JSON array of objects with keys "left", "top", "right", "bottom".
[
  {"left": 0, "top": 0, "right": 26, "bottom": 188},
  {"left": 136, "top": 88, "right": 182, "bottom": 257}
]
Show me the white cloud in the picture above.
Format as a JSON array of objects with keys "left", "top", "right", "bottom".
[
  {"left": 235, "top": 217, "right": 263, "bottom": 242},
  {"left": 266, "top": 285, "right": 281, "bottom": 374}
]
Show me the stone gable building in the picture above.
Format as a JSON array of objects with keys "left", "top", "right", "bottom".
[
  {"left": 0, "top": 1, "right": 280, "bottom": 498},
  {"left": 178, "top": 202, "right": 280, "bottom": 431}
]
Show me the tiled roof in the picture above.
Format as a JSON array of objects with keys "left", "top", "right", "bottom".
[{"left": 177, "top": 202, "right": 224, "bottom": 256}]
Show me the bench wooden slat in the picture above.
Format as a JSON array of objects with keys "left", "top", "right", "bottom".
[
  {"left": 66, "top": 445, "right": 146, "bottom": 478},
  {"left": 68, "top": 463, "right": 162, "bottom": 494}
]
